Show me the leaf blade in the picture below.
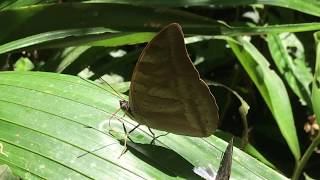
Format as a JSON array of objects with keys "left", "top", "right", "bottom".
[{"left": 0, "top": 71, "right": 288, "bottom": 179}]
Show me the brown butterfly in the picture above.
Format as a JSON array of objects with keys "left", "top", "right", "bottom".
[{"left": 120, "top": 23, "right": 219, "bottom": 137}]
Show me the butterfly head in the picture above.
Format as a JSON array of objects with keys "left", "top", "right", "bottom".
[{"left": 119, "top": 100, "right": 130, "bottom": 112}]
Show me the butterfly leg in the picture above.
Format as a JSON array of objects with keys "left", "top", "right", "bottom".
[
  {"left": 118, "top": 123, "right": 140, "bottom": 158},
  {"left": 107, "top": 108, "right": 123, "bottom": 133},
  {"left": 148, "top": 127, "right": 169, "bottom": 145},
  {"left": 80, "top": 122, "right": 135, "bottom": 159}
]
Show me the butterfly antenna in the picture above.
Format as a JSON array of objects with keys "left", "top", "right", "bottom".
[
  {"left": 77, "top": 142, "right": 118, "bottom": 158},
  {"left": 79, "top": 76, "right": 123, "bottom": 100},
  {"left": 98, "top": 77, "right": 125, "bottom": 100},
  {"left": 80, "top": 76, "right": 128, "bottom": 126},
  {"left": 119, "top": 123, "right": 129, "bottom": 158}
]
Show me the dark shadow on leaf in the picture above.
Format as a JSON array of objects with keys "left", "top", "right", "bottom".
[{"left": 120, "top": 140, "right": 202, "bottom": 180}]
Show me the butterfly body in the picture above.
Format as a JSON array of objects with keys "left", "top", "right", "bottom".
[{"left": 121, "top": 23, "right": 219, "bottom": 137}]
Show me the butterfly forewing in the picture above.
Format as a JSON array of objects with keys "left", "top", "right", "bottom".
[{"left": 125, "top": 23, "right": 219, "bottom": 137}]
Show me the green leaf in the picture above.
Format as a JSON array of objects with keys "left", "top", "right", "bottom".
[
  {"left": 0, "top": 165, "right": 20, "bottom": 180},
  {"left": 0, "top": 29, "right": 145, "bottom": 55},
  {"left": 54, "top": 46, "right": 92, "bottom": 73},
  {"left": 2, "top": 2, "right": 320, "bottom": 54},
  {"left": 86, "top": 32, "right": 155, "bottom": 47},
  {"left": 227, "top": 37, "right": 301, "bottom": 161},
  {"left": 313, "top": 32, "right": 320, "bottom": 124},
  {"left": 214, "top": 131, "right": 276, "bottom": 169},
  {"left": 0, "top": 71, "right": 288, "bottom": 179},
  {"left": 0, "top": 3, "right": 220, "bottom": 44},
  {"left": 267, "top": 33, "right": 313, "bottom": 107},
  {"left": 13, "top": 57, "right": 35, "bottom": 71},
  {"left": 0, "top": 0, "right": 53, "bottom": 10},
  {"left": 222, "top": 23, "right": 320, "bottom": 36},
  {"left": 0, "top": 2, "right": 220, "bottom": 54},
  {"left": 243, "top": 143, "right": 275, "bottom": 169},
  {"left": 87, "top": 0, "right": 320, "bottom": 17},
  {"left": 3, "top": 0, "right": 320, "bottom": 17}
]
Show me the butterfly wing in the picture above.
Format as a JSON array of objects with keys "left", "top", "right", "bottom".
[
  {"left": 129, "top": 23, "right": 219, "bottom": 137},
  {"left": 215, "top": 138, "right": 233, "bottom": 180}
]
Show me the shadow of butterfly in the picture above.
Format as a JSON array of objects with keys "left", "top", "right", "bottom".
[
  {"left": 193, "top": 138, "right": 234, "bottom": 180},
  {"left": 120, "top": 23, "right": 219, "bottom": 137}
]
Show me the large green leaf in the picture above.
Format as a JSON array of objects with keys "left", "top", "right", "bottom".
[
  {"left": 0, "top": 3, "right": 220, "bottom": 54},
  {"left": 87, "top": 0, "right": 320, "bottom": 17},
  {"left": 0, "top": 165, "right": 19, "bottom": 180},
  {"left": 0, "top": 3, "right": 219, "bottom": 44},
  {"left": 2, "top": 3, "right": 320, "bottom": 55},
  {"left": 227, "top": 37, "right": 301, "bottom": 161},
  {"left": 3, "top": 0, "right": 320, "bottom": 17},
  {"left": 0, "top": 71, "right": 288, "bottom": 179}
]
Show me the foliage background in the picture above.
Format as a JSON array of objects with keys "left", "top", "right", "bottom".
[{"left": 0, "top": 0, "right": 319, "bottom": 180}]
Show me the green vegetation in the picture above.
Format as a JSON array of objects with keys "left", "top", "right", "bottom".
[{"left": 0, "top": 0, "right": 319, "bottom": 179}]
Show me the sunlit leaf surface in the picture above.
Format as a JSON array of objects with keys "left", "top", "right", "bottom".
[{"left": 0, "top": 72, "right": 288, "bottom": 179}]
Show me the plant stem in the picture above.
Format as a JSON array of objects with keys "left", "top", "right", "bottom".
[{"left": 292, "top": 132, "right": 320, "bottom": 180}]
